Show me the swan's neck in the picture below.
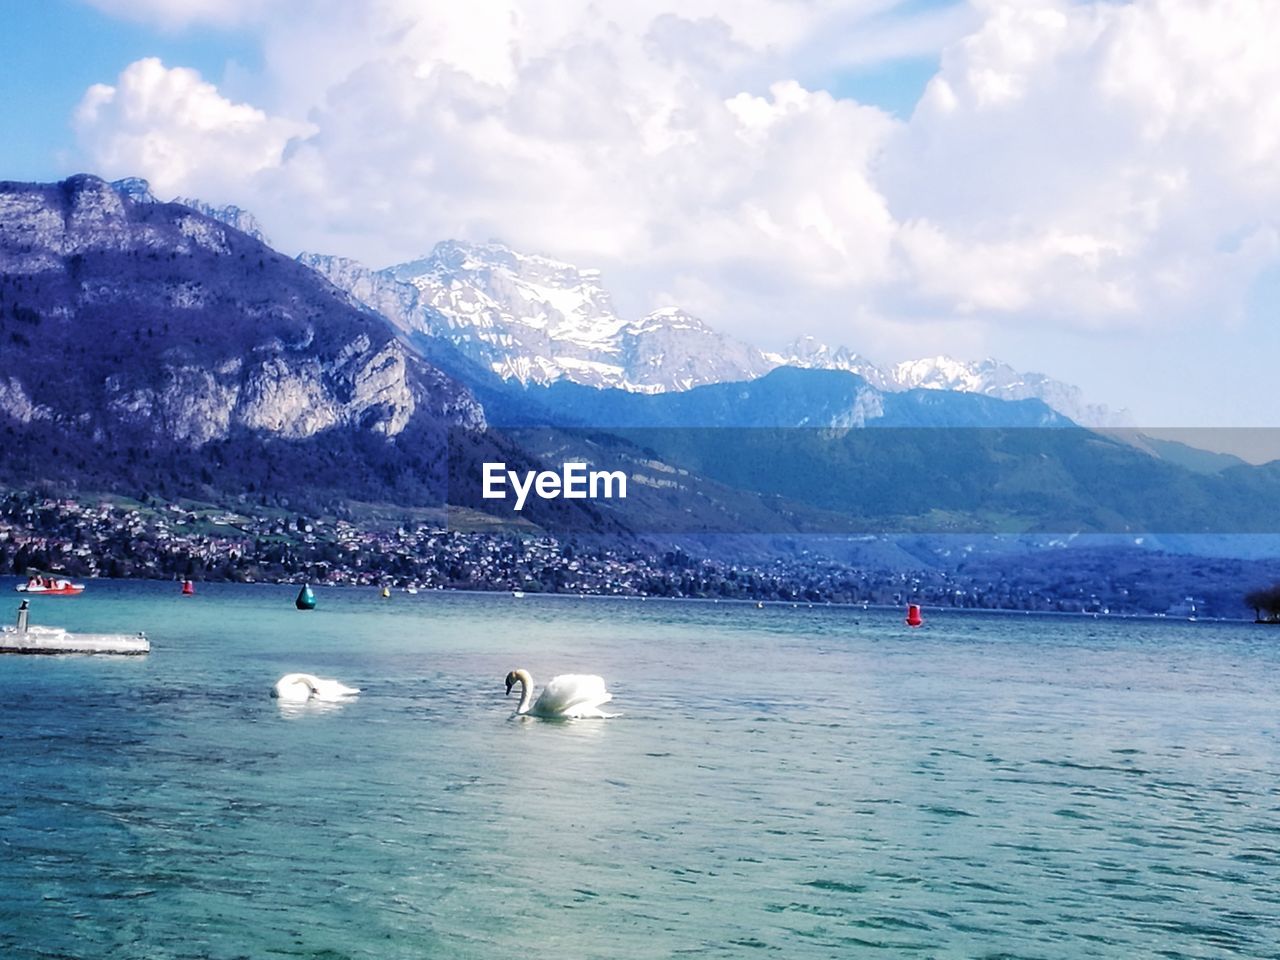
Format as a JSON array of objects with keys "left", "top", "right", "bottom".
[{"left": 515, "top": 671, "right": 534, "bottom": 715}]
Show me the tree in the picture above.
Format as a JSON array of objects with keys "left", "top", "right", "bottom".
[{"left": 1244, "top": 582, "right": 1280, "bottom": 622}]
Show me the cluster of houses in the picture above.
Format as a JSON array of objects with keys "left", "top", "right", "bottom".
[{"left": 0, "top": 494, "right": 1238, "bottom": 614}]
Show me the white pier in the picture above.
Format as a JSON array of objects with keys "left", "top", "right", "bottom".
[
  {"left": 1, "top": 601, "right": 149, "bottom": 655},
  {"left": 0, "top": 626, "right": 150, "bottom": 655}
]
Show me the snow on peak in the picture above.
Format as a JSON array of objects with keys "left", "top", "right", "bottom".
[
  {"left": 893, "top": 355, "right": 1001, "bottom": 393},
  {"left": 778, "top": 343, "right": 1125, "bottom": 425}
]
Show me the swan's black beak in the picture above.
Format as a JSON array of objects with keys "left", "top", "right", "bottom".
[{"left": 505, "top": 677, "right": 515, "bottom": 696}]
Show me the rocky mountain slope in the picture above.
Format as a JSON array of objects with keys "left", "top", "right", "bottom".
[
  {"left": 110, "top": 177, "right": 273, "bottom": 247},
  {"left": 0, "top": 174, "right": 483, "bottom": 506}
]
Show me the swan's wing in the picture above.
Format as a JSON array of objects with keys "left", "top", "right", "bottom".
[
  {"left": 310, "top": 677, "right": 360, "bottom": 701},
  {"left": 534, "top": 674, "right": 612, "bottom": 717}
]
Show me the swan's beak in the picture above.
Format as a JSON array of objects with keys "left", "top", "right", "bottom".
[{"left": 505, "top": 676, "right": 515, "bottom": 695}]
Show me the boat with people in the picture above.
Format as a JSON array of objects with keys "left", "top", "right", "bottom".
[{"left": 15, "top": 572, "right": 85, "bottom": 595}]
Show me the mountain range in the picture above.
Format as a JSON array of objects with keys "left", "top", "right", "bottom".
[
  {"left": 112, "top": 174, "right": 1124, "bottom": 427},
  {"left": 3, "top": 173, "right": 1274, "bottom": 544}
]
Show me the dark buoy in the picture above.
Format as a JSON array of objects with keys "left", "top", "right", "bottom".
[
  {"left": 181, "top": 579, "right": 195, "bottom": 595},
  {"left": 906, "top": 603, "right": 923, "bottom": 627},
  {"left": 296, "top": 583, "right": 316, "bottom": 610}
]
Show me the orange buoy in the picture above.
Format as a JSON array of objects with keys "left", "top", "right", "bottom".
[
  {"left": 181, "top": 579, "right": 195, "bottom": 595},
  {"left": 906, "top": 603, "right": 923, "bottom": 627}
]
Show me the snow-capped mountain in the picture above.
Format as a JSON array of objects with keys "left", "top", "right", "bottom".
[
  {"left": 779, "top": 341, "right": 1124, "bottom": 426},
  {"left": 778, "top": 336, "right": 891, "bottom": 390},
  {"left": 887, "top": 356, "right": 1125, "bottom": 426},
  {"left": 303, "top": 241, "right": 777, "bottom": 392},
  {"left": 299, "top": 237, "right": 1123, "bottom": 425}
]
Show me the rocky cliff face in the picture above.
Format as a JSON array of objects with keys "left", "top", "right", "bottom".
[
  {"left": 110, "top": 177, "right": 274, "bottom": 247},
  {"left": 0, "top": 175, "right": 483, "bottom": 503}
]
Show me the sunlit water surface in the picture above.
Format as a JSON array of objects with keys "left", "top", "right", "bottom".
[{"left": 1, "top": 580, "right": 1277, "bottom": 958}]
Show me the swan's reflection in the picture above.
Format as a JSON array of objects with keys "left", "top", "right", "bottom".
[
  {"left": 509, "top": 713, "right": 616, "bottom": 740},
  {"left": 275, "top": 697, "right": 357, "bottom": 719}
]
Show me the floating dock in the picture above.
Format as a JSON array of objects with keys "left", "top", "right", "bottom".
[{"left": 1, "top": 601, "right": 149, "bottom": 655}]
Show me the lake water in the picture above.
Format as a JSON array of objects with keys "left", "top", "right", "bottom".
[{"left": 1, "top": 580, "right": 1278, "bottom": 958}]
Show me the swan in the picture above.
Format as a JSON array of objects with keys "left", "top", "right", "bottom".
[
  {"left": 504, "top": 669, "right": 616, "bottom": 718},
  {"left": 272, "top": 673, "right": 360, "bottom": 703}
]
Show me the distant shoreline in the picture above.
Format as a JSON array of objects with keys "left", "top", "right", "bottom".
[{"left": 2, "top": 575, "right": 1261, "bottom": 625}]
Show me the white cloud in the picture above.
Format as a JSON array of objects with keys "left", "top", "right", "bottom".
[
  {"left": 68, "top": 0, "right": 1280, "bottom": 367},
  {"left": 881, "top": 0, "right": 1280, "bottom": 332},
  {"left": 81, "top": 0, "right": 283, "bottom": 28},
  {"left": 73, "top": 57, "right": 312, "bottom": 199}
]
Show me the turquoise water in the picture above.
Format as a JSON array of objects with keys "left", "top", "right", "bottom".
[{"left": 1, "top": 580, "right": 1278, "bottom": 958}]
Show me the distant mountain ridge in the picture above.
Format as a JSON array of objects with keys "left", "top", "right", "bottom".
[
  {"left": 782, "top": 345, "right": 1126, "bottom": 428},
  {"left": 483, "top": 366, "right": 1070, "bottom": 430},
  {"left": 304, "top": 239, "right": 1124, "bottom": 426}
]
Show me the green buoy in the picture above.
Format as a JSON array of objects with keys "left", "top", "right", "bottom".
[{"left": 296, "top": 583, "right": 316, "bottom": 610}]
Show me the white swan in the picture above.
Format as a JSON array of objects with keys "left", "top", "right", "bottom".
[
  {"left": 504, "top": 668, "right": 615, "bottom": 718},
  {"left": 272, "top": 673, "right": 360, "bottom": 703}
]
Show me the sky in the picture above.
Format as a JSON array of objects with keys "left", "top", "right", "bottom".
[{"left": 3, "top": 0, "right": 1279, "bottom": 427}]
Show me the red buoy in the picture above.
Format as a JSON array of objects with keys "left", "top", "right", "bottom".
[
  {"left": 906, "top": 603, "right": 923, "bottom": 627},
  {"left": 181, "top": 579, "right": 195, "bottom": 595}
]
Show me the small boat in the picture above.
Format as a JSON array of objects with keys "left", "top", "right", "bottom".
[
  {"left": 512, "top": 590, "right": 526, "bottom": 599},
  {"left": 16, "top": 573, "right": 85, "bottom": 595},
  {"left": 181, "top": 579, "right": 195, "bottom": 595},
  {"left": 296, "top": 584, "right": 316, "bottom": 611}
]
